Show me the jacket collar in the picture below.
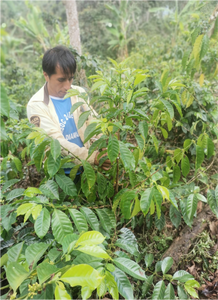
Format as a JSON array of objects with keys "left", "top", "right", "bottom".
[{"left": 43, "top": 82, "right": 50, "bottom": 105}]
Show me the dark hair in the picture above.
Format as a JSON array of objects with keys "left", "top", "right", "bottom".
[{"left": 42, "top": 45, "right": 77, "bottom": 77}]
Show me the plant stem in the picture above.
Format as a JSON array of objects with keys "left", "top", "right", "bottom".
[{"left": 115, "top": 158, "right": 119, "bottom": 193}]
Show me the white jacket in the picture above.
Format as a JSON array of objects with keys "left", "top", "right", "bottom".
[{"left": 27, "top": 83, "right": 97, "bottom": 164}]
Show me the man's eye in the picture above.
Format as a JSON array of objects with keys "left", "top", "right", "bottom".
[{"left": 58, "top": 79, "right": 65, "bottom": 82}]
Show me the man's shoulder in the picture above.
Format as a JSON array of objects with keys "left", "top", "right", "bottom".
[{"left": 28, "top": 85, "right": 45, "bottom": 105}]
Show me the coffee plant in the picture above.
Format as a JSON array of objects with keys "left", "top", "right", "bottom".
[{"left": 1, "top": 6, "right": 218, "bottom": 298}]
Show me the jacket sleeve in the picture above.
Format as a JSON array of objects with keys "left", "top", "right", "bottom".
[{"left": 27, "top": 102, "right": 97, "bottom": 165}]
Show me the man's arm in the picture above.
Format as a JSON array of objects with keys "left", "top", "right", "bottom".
[{"left": 27, "top": 102, "right": 97, "bottom": 165}]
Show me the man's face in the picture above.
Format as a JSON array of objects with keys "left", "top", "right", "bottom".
[{"left": 43, "top": 65, "right": 74, "bottom": 98}]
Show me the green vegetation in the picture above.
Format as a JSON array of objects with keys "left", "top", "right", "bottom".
[{"left": 1, "top": 0, "right": 218, "bottom": 299}]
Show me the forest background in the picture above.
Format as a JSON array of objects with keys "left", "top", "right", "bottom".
[{"left": 1, "top": 0, "right": 218, "bottom": 299}]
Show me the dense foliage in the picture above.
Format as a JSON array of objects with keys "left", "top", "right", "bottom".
[{"left": 1, "top": 0, "right": 218, "bottom": 299}]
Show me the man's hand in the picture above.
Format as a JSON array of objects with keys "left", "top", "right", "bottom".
[{"left": 94, "top": 150, "right": 111, "bottom": 171}]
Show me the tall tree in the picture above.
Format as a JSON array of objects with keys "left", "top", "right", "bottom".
[{"left": 63, "top": 0, "right": 82, "bottom": 55}]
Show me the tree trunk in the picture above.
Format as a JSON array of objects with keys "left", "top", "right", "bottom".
[
  {"left": 63, "top": 0, "right": 87, "bottom": 86},
  {"left": 63, "top": 0, "right": 82, "bottom": 56}
]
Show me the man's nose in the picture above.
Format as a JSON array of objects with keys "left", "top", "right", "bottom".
[{"left": 64, "top": 80, "right": 71, "bottom": 91}]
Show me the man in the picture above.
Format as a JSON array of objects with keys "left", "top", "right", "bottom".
[{"left": 27, "top": 45, "right": 110, "bottom": 171}]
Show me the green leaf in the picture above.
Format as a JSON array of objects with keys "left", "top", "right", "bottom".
[
  {"left": 183, "top": 139, "right": 192, "bottom": 152},
  {"left": 108, "top": 135, "right": 119, "bottom": 162},
  {"left": 0, "top": 118, "right": 7, "bottom": 140},
  {"left": 160, "top": 127, "right": 168, "bottom": 139},
  {"left": 144, "top": 253, "right": 154, "bottom": 268},
  {"left": 76, "top": 231, "right": 105, "bottom": 247},
  {"left": 155, "top": 212, "right": 165, "bottom": 231},
  {"left": 140, "top": 188, "right": 153, "bottom": 215},
  {"left": 1, "top": 46, "right": 5, "bottom": 65},
  {"left": 91, "top": 81, "right": 105, "bottom": 91},
  {"left": 69, "top": 164, "right": 81, "bottom": 181},
  {"left": 196, "top": 193, "right": 207, "bottom": 203},
  {"left": 115, "top": 239, "right": 138, "bottom": 256},
  {"left": 120, "top": 190, "right": 136, "bottom": 219},
  {"left": 6, "top": 188, "right": 25, "bottom": 202},
  {"left": 84, "top": 123, "right": 98, "bottom": 143},
  {"left": 196, "top": 145, "right": 204, "bottom": 169},
  {"left": 82, "top": 160, "right": 95, "bottom": 189},
  {"left": 207, "top": 189, "right": 218, "bottom": 218},
  {"left": 152, "top": 280, "right": 165, "bottom": 300},
  {"left": 207, "top": 137, "right": 214, "bottom": 159},
  {"left": 13, "top": 157, "right": 22, "bottom": 172},
  {"left": 134, "top": 74, "right": 147, "bottom": 86},
  {"left": 97, "top": 172, "right": 107, "bottom": 199},
  {"left": 0, "top": 253, "right": 8, "bottom": 267},
  {"left": 138, "top": 121, "right": 148, "bottom": 140},
  {"left": 61, "top": 264, "right": 103, "bottom": 289},
  {"left": 174, "top": 148, "right": 183, "bottom": 164},
  {"left": 69, "top": 209, "right": 88, "bottom": 233},
  {"left": 16, "top": 203, "right": 35, "bottom": 218},
  {"left": 142, "top": 275, "right": 153, "bottom": 298},
  {"left": 186, "top": 194, "right": 198, "bottom": 221},
  {"left": 172, "top": 270, "right": 194, "bottom": 282},
  {"left": 161, "top": 257, "right": 173, "bottom": 274},
  {"left": 160, "top": 99, "right": 174, "bottom": 119},
  {"left": 105, "top": 271, "right": 119, "bottom": 300},
  {"left": 181, "top": 155, "right": 190, "bottom": 177},
  {"left": 135, "top": 134, "right": 144, "bottom": 150},
  {"left": 173, "top": 165, "right": 181, "bottom": 183},
  {"left": 70, "top": 101, "right": 85, "bottom": 113},
  {"left": 39, "top": 180, "right": 59, "bottom": 200},
  {"left": 184, "top": 283, "right": 199, "bottom": 298},
  {"left": 112, "top": 267, "right": 134, "bottom": 300},
  {"left": 62, "top": 233, "right": 78, "bottom": 254},
  {"left": 1, "top": 204, "right": 17, "bottom": 231},
  {"left": 25, "top": 243, "right": 49, "bottom": 268},
  {"left": 65, "top": 88, "right": 80, "bottom": 97},
  {"left": 6, "top": 262, "right": 29, "bottom": 291},
  {"left": 55, "top": 174, "right": 77, "bottom": 197},
  {"left": 119, "top": 141, "right": 135, "bottom": 170},
  {"left": 157, "top": 185, "right": 169, "bottom": 201},
  {"left": 52, "top": 209, "right": 74, "bottom": 244},
  {"left": 151, "top": 134, "right": 159, "bottom": 153},
  {"left": 8, "top": 242, "right": 24, "bottom": 263},
  {"left": 78, "top": 111, "right": 91, "bottom": 129},
  {"left": 95, "top": 209, "right": 113, "bottom": 234},
  {"left": 169, "top": 205, "right": 181, "bottom": 228},
  {"left": 47, "top": 154, "right": 61, "bottom": 178},
  {"left": 80, "top": 207, "right": 100, "bottom": 231},
  {"left": 113, "top": 257, "right": 147, "bottom": 280},
  {"left": 185, "top": 279, "right": 200, "bottom": 288},
  {"left": 153, "top": 189, "right": 162, "bottom": 219},
  {"left": 23, "top": 187, "right": 42, "bottom": 197},
  {"left": 55, "top": 281, "right": 71, "bottom": 300},
  {"left": 182, "top": 50, "right": 190, "bottom": 70},
  {"left": 193, "top": 34, "right": 203, "bottom": 59},
  {"left": 200, "top": 34, "right": 209, "bottom": 60},
  {"left": 164, "top": 283, "right": 175, "bottom": 300},
  {"left": 177, "top": 286, "right": 188, "bottom": 299},
  {"left": 50, "top": 139, "right": 61, "bottom": 160},
  {"left": 77, "top": 245, "right": 111, "bottom": 260},
  {"left": 37, "top": 261, "right": 57, "bottom": 285},
  {"left": 2, "top": 179, "right": 20, "bottom": 193},
  {"left": 0, "top": 84, "right": 10, "bottom": 117},
  {"left": 34, "top": 208, "right": 51, "bottom": 239},
  {"left": 134, "top": 108, "right": 149, "bottom": 120}
]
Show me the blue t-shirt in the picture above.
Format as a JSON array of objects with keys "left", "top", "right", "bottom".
[{"left": 51, "top": 96, "right": 84, "bottom": 174}]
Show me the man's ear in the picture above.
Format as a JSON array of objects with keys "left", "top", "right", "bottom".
[{"left": 43, "top": 71, "right": 49, "bottom": 82}]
